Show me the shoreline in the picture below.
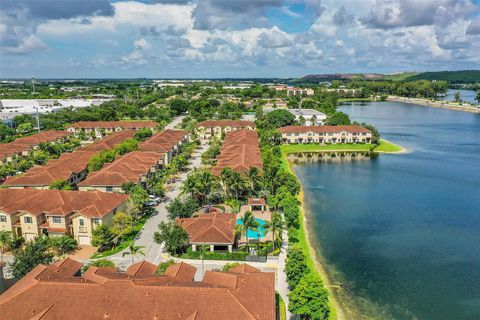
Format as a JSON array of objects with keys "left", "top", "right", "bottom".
[
  {"left": 298, "top": 189, "right": 347, "bottom": 320},
  {"left": 387, "top": 95, "right": 480, "bottom": 114}
]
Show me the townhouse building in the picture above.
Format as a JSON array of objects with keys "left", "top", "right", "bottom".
[
  {"left": 0, "top": 189, "right": 128, "bottom": 244},
  {"left": 66, "top": 120, "right": 157, "bottom": 137},
  {"left": 196, "top": 120, "right": 255, "bottom": 140},
  {"left": 279, "top": 125, "right": 373, "bottom": 144}
]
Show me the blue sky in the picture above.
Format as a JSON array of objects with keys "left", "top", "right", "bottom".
[{"left": 1, "top": 0, "right": 479, "bottom": 78}]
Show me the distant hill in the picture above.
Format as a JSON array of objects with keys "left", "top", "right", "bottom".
[{"left": 299, "top": 70, "right": 480, "bottom": 83}]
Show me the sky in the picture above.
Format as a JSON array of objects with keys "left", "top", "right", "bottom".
[{"left": 0, "top": 0, "right": 479, "bottom": 79}]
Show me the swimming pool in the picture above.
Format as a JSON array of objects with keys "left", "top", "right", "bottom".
[{"left": 236, "top": 218, "right": 268, "bottom": 239}]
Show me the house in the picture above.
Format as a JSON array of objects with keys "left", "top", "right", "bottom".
[
  {"left": 177, "top": 213, "right": 237, "bottom": 252},
  {"left": 0, "top": 258, "right": 275, "bottom": 320},
  {"left": 77, "top": 151, "right": 165, "bottom": 193},
  {"left": 211, "top": 129, "right": 263, "bottom": 176},
  {"left": 196, "top": 120, "right": 255, "bottom": 140},
  {"left": 78, "top": 129, "right": 188, "bottom": 192},
  {"left": 3, "top": 130, "right": 136, "bottom": 189},
  {"left": 286, "top": 87, "right": 315, "bottom": 96},
  {"left": 0, "top": 130, "right": 72, "bottom": 164},
  {"left": 0, "top": 189, "right": 128, "bottom": 244},
  {"left": 66, "top": 121, "right": 157, "bottom": 136},
  {"left": 288, "top": 108, "right": 327, "bottom": 125},
  {"left": 279, "top": 125, "right": 372, "bottom": 144}
]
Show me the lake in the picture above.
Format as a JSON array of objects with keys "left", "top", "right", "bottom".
[
  {"left": 291, "top": 101, "right": 480, "bottom": 320},
  {"left": 440, "top": 89, "right": 477, "bottom": 104}
]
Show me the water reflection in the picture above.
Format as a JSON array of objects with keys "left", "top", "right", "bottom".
[{"left": 287, "top": 151, "right": 377, "bottom": 165}]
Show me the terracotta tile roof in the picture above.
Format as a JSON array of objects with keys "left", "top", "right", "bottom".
[
  {"left": 3, "top": 131, "right": 135, "bottom": 187},
  {"left": 228, "top": 264, "right": 261, "bottom": 274},
  {"left": 0, "top": 130, "right": 71, "bottom": 159},
  {"left": 247, "top": 197, "right": 266, "bottom": 206},
  {"left": 177, "top": 213, "right": 237, "bottom": 244},
  {"left": 196, "top": 120, "right": 255, "bottom": 128},
  {"left": 0, "top": 189, "right": 128, "bottom": 218},
  {"left": 163, "top": 262, "right": 196, "bottom": 281},
  {"left": 139, "top": 129, "right": 188, "bottom": 153},
  {"left": 0, "top": 259, "right": 275, "bottom": 320},
  {"left": 126, "top": 261, "right": 157, "bottom": 277},
  {"left": 68, "top": 121, "right": 157, "bottom": 130},
  {"left": 279, "top": 125, "right": 371, "bottom": 134},
  {"left": 78, "top": 150, "right": 164, "bottom": 187}
]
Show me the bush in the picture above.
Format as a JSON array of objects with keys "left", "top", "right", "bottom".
[
  {"left": 222, "top": 262, "right": 241, "bottom": 271},
  {"left": 81, "top": 259, "right": 115, "bottom": 272},
  {"left": 167, "top": 197, "right": 199, "bottom": 220},
  {"left": 156, "top": 259, "right": 175, "bottom": 275},
  {"left": 285, "top": 247, "right": 309, "bottom": 290},
  {"left": 48, "top": 236, "right": 78, "bottom": 256},
  {"left": 289, "top": 273, "right": 330, "bottom": 320}
]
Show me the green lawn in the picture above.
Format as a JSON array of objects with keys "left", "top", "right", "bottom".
[
  {"left": 281, "top": 143, "right": 375, "bottom": 154},
  {"left": 374, "top": 139, "right": 405, "bottom": 153},
  {"left": 90, "top": 214, "right": 150, "bottom": 259}
]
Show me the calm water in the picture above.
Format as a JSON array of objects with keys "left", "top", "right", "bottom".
[
  {"left": 292, "top": 102, "right": 480, "bottom": 320},
  {"left": 440, "top": 89, "right": 477, "bottom": 104}
]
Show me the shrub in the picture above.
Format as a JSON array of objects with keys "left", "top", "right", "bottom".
[
  {"left": 167, "top": 197, "right": 199, "bottom": 220},
  {"left": 222, "top": 262, "right": 241, "bottom": 271},
  {"left": 81, "top": 259, "right": 115, "bottom": 272},
  {"left": 156, "top": 259, "right": 175, "bottom": 275},
  {"left": 285, "top": 247, "right": 309, "bottom": 290},
  {"left": 289, "top": 273, "right": 330, "bottom": 320}
]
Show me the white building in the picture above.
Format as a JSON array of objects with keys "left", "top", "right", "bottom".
[
  {"left": 287, "top": 87, "right": 315, "bottom": 96},
  {"left": 263, "top": 108, "right": 327, "bottom": 126}
]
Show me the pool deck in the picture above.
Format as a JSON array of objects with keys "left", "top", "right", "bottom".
[{"left": 237, "top": 209, "right": 273, "bottom": 244}]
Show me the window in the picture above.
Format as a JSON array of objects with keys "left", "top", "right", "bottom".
[
  {"left": 79, "top": 218, "right": 85, "bottom": 226},
  {"left": 106, "top": 186, "right": 113, "bottom": 192},
  {"left": 24, "top": 216, "right": 33, "bottom": 224},
  {"left": 52, "top": 216, "right": 62, "bottom": 224},
  {"left": 0, "top": 215, "right": 6, "bottom": 222},
  {"left": 92, "top": 218, "right": 100, "bottom": 225}
]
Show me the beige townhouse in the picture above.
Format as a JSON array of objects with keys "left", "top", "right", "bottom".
[{"left": 279, "top": 125, "right": 372, "bottom": 144}]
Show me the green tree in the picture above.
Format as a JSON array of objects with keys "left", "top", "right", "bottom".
[
  {"left": 156, "top": 259, "right": 175, "bottom": 275},
  {"left": 289, "top": 273, "right": 330, "bottom": 320},
  {"left": 0, "top": 230, "right": 13, "bottom": 262},
  {"left": 220, "top": 167, "right": 233, "bottom": 198},
  {"left": 133, "top": 128, "right": 153, "bottom": 141},
  {"left": 228, "top": 171, "right": 247, "bottom": 200},
  {"left": 235, "top": 211, "right": 258, "bottom": 252},
  {"left": 153, "top": 221, "right": 188, "bottom": 254},
  {"left": 91, "top": 224, "right": 114, "bottom": 247},
  {"left": 264, "top": 212, "right": 283, "bottom": 251},
  {"left": 10, "top": 237, "right": 54, "bottom": 279},
  {"left": 264, "top": 109, "right": 296, "bottom": 128},
  {"left": 49, "top": 179, "right": 73, "bottom": 190},
  {"left": 167, "top": 197, "right": 199, "bottom": 220},
  {"left": 81, "top": 259, "right": 115, "bottom": 272},
  {"left": 122, "top": 243, "right": 145, "bottom": 265},
  {"left": 48, "top": 236, "right": 78, "bottom": 256},
  {"left": 130, "top": 185, "right": 149, "bottom": 211},
  {"left": 475, "top": 91, "right": 480, "bottom": 105},
  {"left": 17, "top": 122, "right": 33, "bottom": 134},
  {"left": 324, "top": 111, "right": 351, "bottom": 126},
  {"left": 454, "top": 91, "right": 461, "bottom": 103},
  {"left": 180, "top": 173, "right": 198, "bottom": 198},
  {"left": 111, "top": 212, "right": 133, "bottom": 238},
  {"left": 222, "top": 262, "right": 241, "bottom": 271},
  {"left": 285, "top": 247, "right": 309, "bottom": 290},
  {"left": 246, "top": 167, "right": 262, "bottom": 196}
]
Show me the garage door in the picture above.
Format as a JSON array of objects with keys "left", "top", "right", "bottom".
[
  {"left": 24, "top": 233, "right": 36, "bottom": 242},
  {"left": 78, "top": 235, "right": 91, "bottom": 245}
]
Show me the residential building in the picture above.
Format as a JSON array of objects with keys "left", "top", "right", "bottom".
[
  {"left": 0, "top": 189, "right": 128, "bottom": 243},
  {"left": 211, "top": 129, "right": 263, "bottom": 176},
  {"left": 66, "top": 120, "right": 157, "bottom": 136},
  {"left": 0, "top": 258, "right": 275, "bottom": 320},
  {"left": 3, "top": 130, "right": 135, "bottom": 189},
  {"left": 286, "top": 87, "right": 315, "bottom": 96},
  {"left": 0, "top": 130, "right": 71, "bottom": 164},
  {"left": 78, "top": 129, "right": 188, "bottom": 192},
  {"left": 177, "top": 213, "right": 237, "bottom": 252},
  {"left": 196, "top": 120, "right": 255, "bottom": 140},
  {"left": 279, "top": 125, "right": 372, "bottom": 144},
  {"left": 264, "top": 108, "right": 327, "bottom": 125}
]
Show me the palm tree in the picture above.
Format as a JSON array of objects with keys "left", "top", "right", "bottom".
[
  {"left": 220, "top": 167, "right": 233, "bottom": 198},
  {"left": 235, "top": 211, "right": 258, "bottom": 252},
  {"left": 263, "top": 212, "right": 283, "bottom": 251},
  {"left": 228, "top": 171, "right": 247, "bottom": 200},
  {"left": 181, "top": 173, "right": 197, "bottom": 199},
  {"left": 122, "top": 243, "right": 145, "bottom": 265},
  {"left": 246, "top": 167, "right": 261, "bottom": 196},
  {"left": 197, "top": 170, "right": 214, "bottom": 204},
  {"left": 0, "top": 231, "right": 13, "bottom": 263}
]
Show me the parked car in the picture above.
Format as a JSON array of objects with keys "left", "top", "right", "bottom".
[
  {"left": 143, "top": 200, "right": 159, "bottom": 207},
  {"left": 148, "top": 195, "right": 161, "bottom": 202}
]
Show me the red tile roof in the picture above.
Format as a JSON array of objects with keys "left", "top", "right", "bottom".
[
  {"left": 3, "top": 131, "right": 135, "bottom": 187},
  {"left": 139, "top": 129, "right": 188, "bottom": 153},
  {"left": 279, "top": 125, "right": 371, "bottom": 134},
  {"left": 211, "top": 129, "right": 263, "bottom": 176},
  {"left": 0, "top": 259, "right": 275, "bottom": 320},
  {"left": 196, "top": 120, "right": 255, "bottom": 128},
  {"left": 248, "top": 197, "right": 266, "bottom": 206},
  {"left": 0, "top": 130, "right": 71, "bottom": 160},
  {"left": 68, "top": 121, "right": 157, "bottom": 130},
  {"left": 177, "top": 213, "right": 237, "bottom": 244},
  {"left": 0, "top": 189, "right": 128, "bottom": 218}
]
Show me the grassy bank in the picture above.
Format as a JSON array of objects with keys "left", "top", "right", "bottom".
[
  {"left": 281, "top": 140, "right": 405, "bottom": 154},
  {"left": 337, "top": 98, "right": 374, "bottom": 103}
]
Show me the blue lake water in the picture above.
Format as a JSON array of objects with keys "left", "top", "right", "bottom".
[
  {"left": 292, "top": 102, "right": 480, "bottom": 319},
  {"left": 440, "top": 89, "right": 477, "bottom": 104}
]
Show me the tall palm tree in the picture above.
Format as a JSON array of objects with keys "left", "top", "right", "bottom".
[
  {"left": 122, "top": 243, "right": 145, "bottom": 265},
  {"left": 246, "top": 167, "right": 261, "bottom": 196},
  {"left": 181, "top": 173, "right": 197, "bottom": 199},
  {"left": 228, "top": 171, "right": 247, "bottom": 200},
  {"left": 220, "top": 167, "right": 233, "bottom": 198},
  {"left": 197, "top": 170, "right": 215, "bottom": 204},
  {"left": 263, "top": 212, "right": 283, "bottom": 251},
  {"left": 235, "top": 211, "right": 258, "bottom": 252}
]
